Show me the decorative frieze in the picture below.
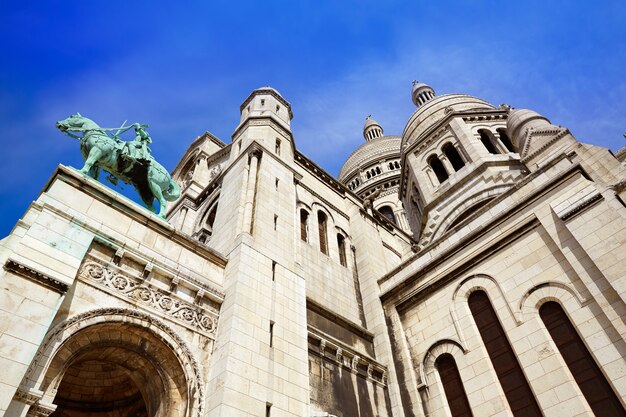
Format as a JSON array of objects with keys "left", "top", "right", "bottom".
[{"left": 79, "top": 261, "right": 219, "bottom": 336}]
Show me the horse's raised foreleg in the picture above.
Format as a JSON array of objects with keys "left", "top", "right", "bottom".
[{"left": 80, "top": 147, "right": 103, "bottom": 177}]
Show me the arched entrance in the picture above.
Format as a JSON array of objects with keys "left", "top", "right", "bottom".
[{"left": 17, "top": 309, "right": 204, "bottom": 417}]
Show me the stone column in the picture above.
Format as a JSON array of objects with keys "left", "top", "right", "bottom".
[{"left": 242, "top": 150, "right": 261, "bottom": 235}]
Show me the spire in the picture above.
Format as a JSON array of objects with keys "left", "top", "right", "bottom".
[
  {"left": 411, "top": 80, "right": 436, "bottom": 108},
  {"left": 363, "top": 115, "right": 384, "bottom": 142}
]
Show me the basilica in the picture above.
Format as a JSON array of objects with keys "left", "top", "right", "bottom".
[{"left": 0, "top": 81, "right": 625, "bottom": 417}]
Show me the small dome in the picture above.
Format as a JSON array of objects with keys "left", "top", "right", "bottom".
[
  {"left": 363, "top": 115, "right": 384, "bottom": 142},
  {"left": 339, "top": 136, "right": 401, "bottom": 181},
  {"left": 507, "top": 108, "right": 552, "bottom": 149},
  {"left": 412, "top": 81, "right": 436, "bottom": 107}
]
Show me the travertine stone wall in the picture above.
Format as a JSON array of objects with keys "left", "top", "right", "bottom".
[{"left": 381, "top": 144, "right": 626, "bottom": 417}]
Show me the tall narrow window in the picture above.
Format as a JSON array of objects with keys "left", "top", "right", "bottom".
[
  {"left": 337, "top": 234, "right": 347, "bottom": 267},
  {"left": 428, "top": 155, "right": 449, "bottom": 183},
  {"left": 442, "top": 143, "right": 465, "bottom": 171},
  {"left": 468, "top": 291, "right": 542, "bottom": 417},
  {"left": 275, "top": 138, "right": 281, "bottom": 155},
  {"left": 318, "top": 211, "right": 328, "bottom": 255},
  {"left": 271, "top": 261, "right": 276, "bottom": 281},
  {"left": 205, "top": 205, "right": 218, "bottom": 235},
  {"left": 540, "top": 302, "right": 624, "bottom": 416},
  {"left": 379, "top": 206, "right": 396, "bottom": 225},
  {"left": 497, "top": 129, "right": 515, "bottom": 152},
  {"left": 479, "top": 130, "right": 500, "bottom": 154},
  {"left": 436, "top": 354, "right": 473, "bottom": 417},
  {"left": 269, "top": 321, "right": 274, "bottom": 347},
  {"left": 300, "top": 209, "right": 309, "bottom": 242}
]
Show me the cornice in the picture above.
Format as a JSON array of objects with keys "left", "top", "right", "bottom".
[{"left": 4, "top": 259, "right": 69, "bottom": 293}]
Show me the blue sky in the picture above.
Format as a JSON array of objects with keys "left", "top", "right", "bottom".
[{"left": 1, "top": 1, "right": 625, "bottom": 237}]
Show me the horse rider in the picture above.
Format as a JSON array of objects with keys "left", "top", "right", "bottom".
[{"left": 125, "top": 123, "right": 152, "bottom": 164}]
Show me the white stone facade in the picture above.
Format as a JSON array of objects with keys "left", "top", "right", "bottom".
[{"left": 0, "top": 83, "right": 624, "bottom": 417}]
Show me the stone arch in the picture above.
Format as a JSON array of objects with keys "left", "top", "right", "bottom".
[
  {"left": 177, "top": 150, "right": 201, "bottom": 185},
  {"left": 18, "top": 308, "right": 204, "bottom": 417},
  {"left": 477, "top": 128, "right": 501, "bottom": 154},
  {"left": 452, "top": 274, "right": 519, "bottom": 338},
  {"left": 441, "top": 142, "right": 465, "bottom": 171},
  {"left": 421, "top": 339, "right": 467, "bottom": 386},
  {"left": 433, "top": 184, "right": 510, "bottom": 239},
  {"left": 518, "top": 281, "right": 588, "bottom": 323},
  {"left": 427, "top": 154, "right": 449, "bottom": 184},
  {"left": 519, "top": 281, "right": 626, "bottom": 402},
  {"left": 420, "top": 340, "right": 471, "bottom": 417}
]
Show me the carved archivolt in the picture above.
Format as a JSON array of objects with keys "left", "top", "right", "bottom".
[
  {"left": 17, "top": 307, "right": 205, "bottom": 417},
  {"left": 79, "top": 261, "right": 218, "bottom": 335}
]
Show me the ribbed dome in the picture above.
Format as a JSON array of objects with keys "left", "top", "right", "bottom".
[
  {"left": 338, "top": 135, "right": 401, "bottom": 181},
  {"left": 507, "top": 108, "right": 552, "bottom": 148},
  {"left": 402, "top": 94, "right": 495, "bottom": 151}
]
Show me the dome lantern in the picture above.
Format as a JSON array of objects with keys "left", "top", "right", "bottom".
[
  {"left": 363, "top": 115, "right": 384, "bottom": 142},
  {"left": 412, "top": 80, "right": 436, "bottom": 107}
]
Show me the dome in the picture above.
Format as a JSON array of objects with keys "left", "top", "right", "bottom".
[
  {"left": 338, "top": 135, "right": 401, "bottom": 181},
  {"left": 402, "top": 94, "right": 495, "bottom": 151},
  {"left": 507, "top": 108, "right": 552, "bottom": 149}
]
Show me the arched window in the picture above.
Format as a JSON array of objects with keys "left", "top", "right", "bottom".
[
  {"left": 497, "top": 128, "right": 515, "bottom": 152},
  {"left": 376, "top": 166, "right": 381, "bottom": 175},
  {"left": 378, "top": 206, "right": 396, "bottom": 225},
  {"left": 428, "top": 155, "right": 449, "bottom": 183},
  {"left": 366, "top": 171, "right": 371, "bottom": 179},
  {"left": 442, "top": 143, "right": 465, "bottom": 171},
  {"left": 205, "top": 205, "right": 218, "bottom": 235},
  {"left": 540, "top": 302, "right": 624, "bottom": 416},
  {"left": 389, "top": 162, "right": 394, "bottom": 170},
  {"left": 337, "top": 234, "right": 347, "bottom": 267},
  {"left": 275, "top": 138, "right": 281, "bottom": 155},
  {"left": 468, "top": 291, "right": 542, "bottom": 416},
  {"left": 318, "top": 211, "right": 328, "bottom": 255},
  {"left": 395, "top": 161, "right": 400, "bottom": 169},
  {"left": 478, "top": 130, "right": 500, "bottom": 154},
  {"left": 300, "top": 209, "right": 309, "bottom": 242},
  {"left": 436, "top": 354, "right": 473, "bottom": 417}
]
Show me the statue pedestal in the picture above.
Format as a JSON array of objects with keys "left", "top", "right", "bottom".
[{"left": 0, "top": 165, "right": 226, "bottom": 416}]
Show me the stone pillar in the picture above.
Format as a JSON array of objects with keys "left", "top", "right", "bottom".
[{"left": 242, "top": 150, "right": 261, "bottom": 235}]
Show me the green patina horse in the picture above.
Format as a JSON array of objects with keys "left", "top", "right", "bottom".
[{"left": 56, "top": 114, "right": 180, "bottom": 218}]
